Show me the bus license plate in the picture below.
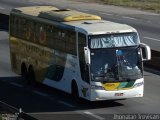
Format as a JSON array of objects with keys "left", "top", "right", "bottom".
[{"left": 115, "top": 93, "right": 124, "bottom": 96}]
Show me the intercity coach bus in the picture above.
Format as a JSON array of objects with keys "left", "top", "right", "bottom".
[{"left": 9, "top": 6, "right": 151, "bottom": 101}]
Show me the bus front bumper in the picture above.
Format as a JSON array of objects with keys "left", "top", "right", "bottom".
[{"left": 90, "top": 85, "right": 143, "bottom": 101}]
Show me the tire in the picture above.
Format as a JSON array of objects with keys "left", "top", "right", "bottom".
[
  {"left": 72, "top": 82, "right": 80, "bottom": 103},
  {"left": 21, "top": 64, "right": 28, "bottom": 83},
  {"left": 28, "top": 66, "right": 36, "bottom": 86}
]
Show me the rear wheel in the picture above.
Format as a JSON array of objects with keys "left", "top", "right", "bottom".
[
  {"left": 21, "top": 63, "right": 28, "bottom": 83},
  {"left": 28, "top": 66, "right": 36, "bottom": 86}
]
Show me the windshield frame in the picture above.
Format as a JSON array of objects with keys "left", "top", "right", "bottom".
[{"left": 90, "top": 45, "right": 143, "bottom": 82}]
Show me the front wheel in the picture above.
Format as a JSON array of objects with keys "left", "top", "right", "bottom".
[{"left": 72, "top": 83, "right": 80, "bottom": 103}]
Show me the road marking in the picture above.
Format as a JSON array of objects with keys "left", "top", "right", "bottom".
[
  {"left": 29, "top": 112, "right": 58, "bottom": 115},
  {"left": 101, "top": 12, "right": 113, "bottom": 16},
  {"left": 0, "top": 7, "right": 4, "bottom": 10},
  {"left": 82, "top": 9, "right": 89, "bottom": 12},
  {"left": 84, "top": 111, "right": 105, "bottom": 120},
  {"left": 10, "top": 82, "right": 23, "bottom": 88},
  {"left": 123, "top": 16, "right": 137, "bottom": 20},
  {"left": 29, "top": 0, "right": 43, "bottom": 4},
  {"left": 146, "top": 13, "right": 160, "bottom": 16},
  {"left": 144, "top": 37, "right": 160, "bottom": 42},
  {"left": 75, "top": 9, "right": 90, "bottom": 12},
  {"left": 76, "top": 8, "right": 82, "bottom": 11},
  {"left": 58, "top": 100, "right": 75, "bottom": 108},
  {"left": 33, "top": 90, "right": 49, "bottom": 97},
  {"left": 144, "top": 67, "right": 160, "bottom": 75},
  {"left": 0, "top": 101, "right": 19, "bottom": 111}
]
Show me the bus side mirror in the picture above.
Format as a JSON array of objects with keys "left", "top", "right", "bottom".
[
  {"left": 140, "top": 43, "right": 151, "bottom": 61},
  {"left": 84, "top": 47, "right": 91, "bottom": 64}
]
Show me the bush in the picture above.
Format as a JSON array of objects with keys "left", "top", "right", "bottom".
[{"left": 100, "top": 0, "right": 160, "bottom": 13}]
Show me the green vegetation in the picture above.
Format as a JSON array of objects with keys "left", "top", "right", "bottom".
[{"left": 99, "top": 0, "right": 160, "bottom": 13}]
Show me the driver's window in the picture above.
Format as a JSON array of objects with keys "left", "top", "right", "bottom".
[{"left": 78, "top": 33, "right": 90, "bottom": 83}]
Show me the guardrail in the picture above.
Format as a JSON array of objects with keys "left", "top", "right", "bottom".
[
  {"left": 0, "top": 13, "right": 160, "bottom": 70},
  {"left": 0, "top": 100, "right": 38, "bottom": 120}
]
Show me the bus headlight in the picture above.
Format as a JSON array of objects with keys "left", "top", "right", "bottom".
[
  {"left": 91, "top": 85, "right": 104, "bottom": 90},
  {"left": 133, "top": 82, "right": 144, "bottom": 88}
]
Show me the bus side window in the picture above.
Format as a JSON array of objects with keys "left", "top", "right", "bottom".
[
  {"left": 16, "top": 17, "right": 23, "bottom": 38},
  {"left": 25, "top": 20, "right": 35, "bottom": 42},
  {"left": 21, "top": 18, "right": 26, "bottom": 39},
  {"left": 66, "top": 30, "right": 76, "bottom": 55},
  {"left": 25, "top": 20, "right": 31, "bottom": 41},
  {"left": 14, "top": 17, "right": 19, "bottom": 37},
  {"left": 36, "top": 23, "right": 46, "bottom": 45},
  {"left": 58, "top": 29, "right": 66, "bottom": 52},
  {"left": 46, "top": 25, "right": 55, "bottom": 48},
  {"left": 39, "top": 25, "right": 46, "bottom": 45},
  {"left": 53, "top": 27, "right": 64, "bottom": 51},
  {"left": 35, "top": 23, "right": 39, "bottom": 44},
  {"left": 30, "top": 21, "right": 35, "bottom": 42},
  {"left": 10, "top": 15, "right": 14, "bottom": 36},
  {"left": 10, "top": 16, "right": 25, "bottom": 41}
]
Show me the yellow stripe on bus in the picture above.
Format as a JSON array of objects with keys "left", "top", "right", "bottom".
[{"left": 102, "top": 83, "right": 120, "bottom": 91}]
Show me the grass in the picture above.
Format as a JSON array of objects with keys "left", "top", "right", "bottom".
[{"left": 98, "top": 0, "right": 160, "bottom": 13}]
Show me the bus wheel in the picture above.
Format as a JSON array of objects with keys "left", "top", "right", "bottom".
[
  {"left": 72, "top": 81, "right": 80, "bottom": 103},
  {"left": 21, "top": 63, "right": 28, "bottom": 83},
  {"left": 28, "top": 66, "right": 36, "bottom": 86}
]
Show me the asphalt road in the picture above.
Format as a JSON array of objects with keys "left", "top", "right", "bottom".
[
  {"left": 0, "top": 1, "right": 160, "bottom": 120},
  {"left": 0, "top": 0, "right": 160, "bottom": 51}
]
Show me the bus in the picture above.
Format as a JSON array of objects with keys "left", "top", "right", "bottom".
[{"left": 9, "top": 6, "right": 151, "bottom": 101}]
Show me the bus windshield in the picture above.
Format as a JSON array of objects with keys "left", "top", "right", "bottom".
[
  {"left": 90, "top": 46, "right": 143, "bottom": 82},
  {"left": 89, "top": 32, "right": 139, "bottom": 49}
]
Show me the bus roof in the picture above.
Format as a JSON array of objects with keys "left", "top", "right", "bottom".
[
  {"left": 12, "top": 6, "right": 59, "bottom": 16},
  {"left": 12, "top": 6, "right": 101, "bottom": 21},
  {"left": 63, "top": 20, "right": 137, "bottom": 35},
  {"left": 39, "top": 9, "right": 101, "bottom": 22},
  {"left": 12, "top": 6, "right": 136, "bottom": 35}
]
